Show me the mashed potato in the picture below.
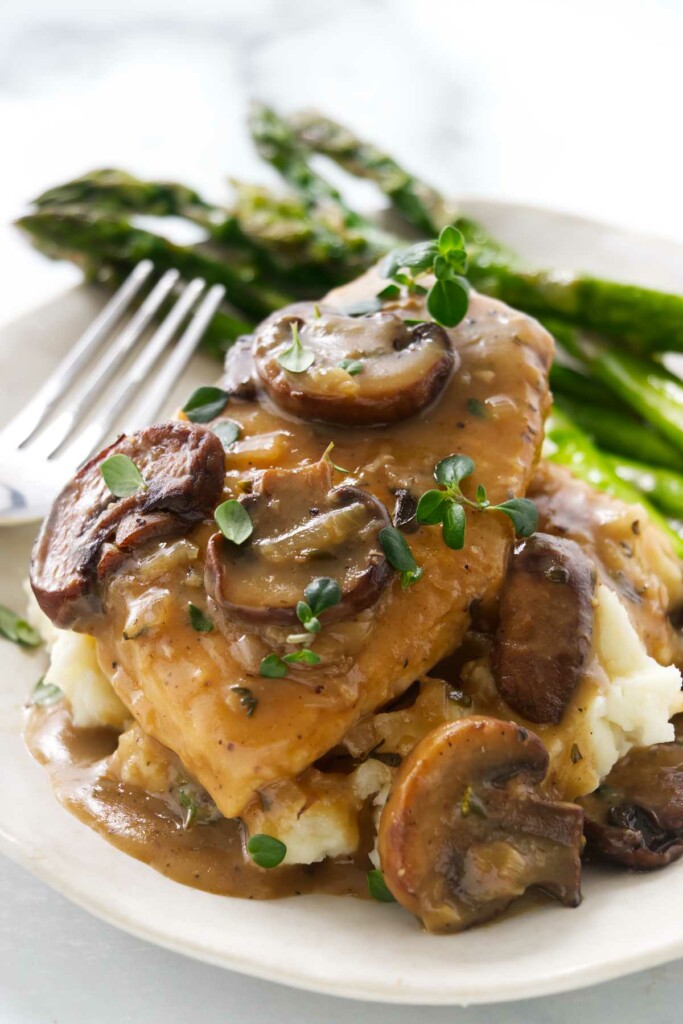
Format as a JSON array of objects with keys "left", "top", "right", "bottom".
[
  {"left": 586, "top": 583, "right": 683, "bottom": 780},
  {"left": 25, "top": 584, "right": 128, "bottom": 730}
]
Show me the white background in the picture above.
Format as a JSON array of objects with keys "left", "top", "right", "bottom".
[{"left": 1, "top": 0, "right": 683, "bottom": 1020}]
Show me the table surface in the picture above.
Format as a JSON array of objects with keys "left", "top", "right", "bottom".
[{"left": 2, "top": 1, "right": 683, "bottom": 1020}]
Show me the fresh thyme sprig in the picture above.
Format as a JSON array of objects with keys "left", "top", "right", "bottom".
[
  {"left": 188, "top": 603, "right": 214, "bottom": 633},
  {"left": 100, "top": 454, "right": 147, "bottom": 498},
  {"left": 0, "top": 605, "right": 42, "bottom": 648},
  {"left": 379, "top": 225, "right": 469, "bottom": 328},
  {"left": 247, "top": 833, "right": 287, "bottom": 868},
  {"left": 416, "top": 454, "right": 538, "bottom": 550},
  {"left": 339, "top": 357, "right": 363, "bottom": 375},
  {"left": 32, "top": 677, "right": 62, "bottom": 705},
  {"left": 231, "top": 685, "right": 258, "bottom": 718},
  {"left": 295, "top": 576, "right": 342, "bottom": 634},
  {"left": 378, "top": 527, "right": 423, "bottom": 589},
  {"left": 278, "top": 321, "right": 315, "bottom": 373},
  {"left": 215, "top": 499, "right": 253, "bottom": 544},
  {"left": 322, "top": 441, "right": 350, "bottom": 475},
  {"left": 182, "top": 385, "right": 230, "bottom": 423},
  {"left": 259, "top": 576, "right": 341, "bottom": 678}
]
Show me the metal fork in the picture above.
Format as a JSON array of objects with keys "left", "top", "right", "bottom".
[{"left": 0, "top": 263, "right": 226, "bottom": 525}]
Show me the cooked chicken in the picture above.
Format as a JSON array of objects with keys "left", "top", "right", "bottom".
[{"left": 79, "top": 276, "right": 553, "bottom": 818}]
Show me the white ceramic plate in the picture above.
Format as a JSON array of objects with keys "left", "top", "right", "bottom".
[{"left": 1, "top": 201, "right": 682, "bottom": 1006}]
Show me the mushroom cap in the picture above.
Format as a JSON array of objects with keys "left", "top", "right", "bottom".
[
  {"left": 493, "top": 534, "right": 596, "bottom": 724},
  {"left": 222, "top": 334, "right": 258, "bottom": 400},
  {"left": 378, "top": 716, "right": 583, "bottom": 932},
  {"left": 205, "top": 459, "right": 391, "bottom": 626},
  {"left": 579, "top": 735, "right": 683, "bottom": 869},
  {"left": 252, "top": 302, "right": 456, "bottom": 426},
  {"left": 30, "top": 421, "right": 225, "bottom": 629}
]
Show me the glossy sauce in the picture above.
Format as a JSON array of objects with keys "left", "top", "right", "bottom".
[{"left": 25, "top": 703, "right": 373, "bottom": 899}]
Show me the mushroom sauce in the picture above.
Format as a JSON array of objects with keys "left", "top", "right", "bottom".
[{"left": 25, "top": 269, "right": 683, "bottom": 931}]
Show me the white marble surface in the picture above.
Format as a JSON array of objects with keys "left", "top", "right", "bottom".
[{"left": 1, "top": 1, "right": 683, "bottom": 1019}]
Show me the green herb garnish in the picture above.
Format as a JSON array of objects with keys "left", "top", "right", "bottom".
[
  {"left": 378, "top": 527, "right": 423, "bottom": 589},
  {"left": 215, "top": 499, "right": 253, "bottom": 544},
  {"left": 260, "top": 579, "right": 340, "bottom": 676},
  {"left": 296, "top": 576, "right": 342, "bottom": 634},
  {"left": 259, "top": 647, "right": 322, "bottom": 679},
  {"left": 278, "top": 322, "right": 315, "bottom": 373},
  {"left": 100, "top": 454, "right": 147, "bottom": 498},
  {"left": 376, "top": 284, "right": 400, "bottom": 301},
  {"left": 416, "top": 454, "right": 538, "bottom": 550},
  {"left": 260, "top": 653, "right": 289, "bottom": 678},
  {"left": 367, "top": 869, "right": 396, "bottom": 903},
  {"left": 284, "top": 648, "right": 321, "bottom": 666},
  {"left": 188, "top": 603, "right": 214, "bottom": 633},
  {"left": 339, "top": 358, "right": 363, "bottom": 376},
  {"left": 467, "top": 397, "right": 488, "bottom": 418},
  {"left": 32, "top": 678, "right": 62, "bottom": 705},
  {"left": 212, "top": 419, "right": 241, "bottom": 448},
  {"left": 441, "top": 502, "right": 467, "bottom": 550},
  {"left": 231, "top": 685, "right": 258, "bottom": 718},
  {"left": 178, "top": 786, "right": 198, "bottom": 829},
  {"left": 322, "top": 441, "right": 350, "bottom": 475},
  {"left": 247, "top": 833, "right": 287, "bottom": 868},
  {"left": 182, "top": 385, "right": 230, "bottom": 423},
  {"left": 0, "top": 606, "right": 42, "bottom": 648},
  {"left": 380, "top": 226, "right": 469, "bottom": 328}
]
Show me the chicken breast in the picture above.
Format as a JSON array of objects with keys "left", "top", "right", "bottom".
[{"left": 90, "top": 275, "right": 553, "bottom": 817}]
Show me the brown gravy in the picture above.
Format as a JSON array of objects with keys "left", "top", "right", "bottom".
[{"left": 25, "top": 702, "right": 372, "bottom": 900}]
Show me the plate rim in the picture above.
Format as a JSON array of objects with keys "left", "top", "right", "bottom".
[{"left": 2, "top": 830, "right": 682, "bottom": 1006}]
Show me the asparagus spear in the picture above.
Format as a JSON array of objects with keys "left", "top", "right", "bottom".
[
  {"left": 33, "top": 176, "right": 366, "bottom": 298},
  {"left": 544, "top": 408, "right": 683, "bottom": 557},
  {"left": 33, "top": 169, "right": 221, "bottom": 227},
  {"left": 16, "top": 210, "right": 291, "bottom": 321},
  {"left": 30, "top": 171, "right": 391, "bottom": 297},
  {"left": 551, "top": 321, "right": 683, "bottom": 454},
  {"left": 248, "top": 103, "right": 397, "bottom": 255},
  {"left": 549, "top": 361, "right": 624, "bottom": 410},
  {"left": 289, "top": 110, "right": 454, "bottom": 235},
  {"left": 470, "top": 260, "right": 683, "bottom": 356},
  {"left": 605, "top": 454, "right": 683, "bottom": 520},
  {"left": 553, "top": 394, "right": 683, "bottom": 470},
  {"left": 230, "top": 181, "right": 380, "bottom": 283},
  {"left": 288, "top": 111, "right": 512, "bottom": 262}
]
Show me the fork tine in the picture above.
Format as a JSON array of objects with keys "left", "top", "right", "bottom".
[
  {"left": 69, "top": 277, "right": 207, "bottom": 464},
  {"left": 2, "top": 260, "right": 154, "bottom": 449},
  {"left": 124, "top": 283, "right": 226, "bottom": 431},
  {"left": 43, "top": 269, "right": 181, "bottom": 458}
]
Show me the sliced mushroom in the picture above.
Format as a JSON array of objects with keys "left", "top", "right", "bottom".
[
  {"left": 205, "top": 459, "right": 390, "bottom": 626},
  {"left": 578, "top": 738, "right": 683, "bottom": 869},
  {"left": 379, "top": 716, "right": 583, "bottom": 932},
  {"left": 252, "top": 302, "right": 456, "bottom": 426},
  {"left": 31, "top": 422, "right": 225, "bottom": 629},
  {"left": 221, "top": 334, "right": 258, "bottom": 400},
  {"left": 492, "top": 534, "right": 596, "bottom": 724}
]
